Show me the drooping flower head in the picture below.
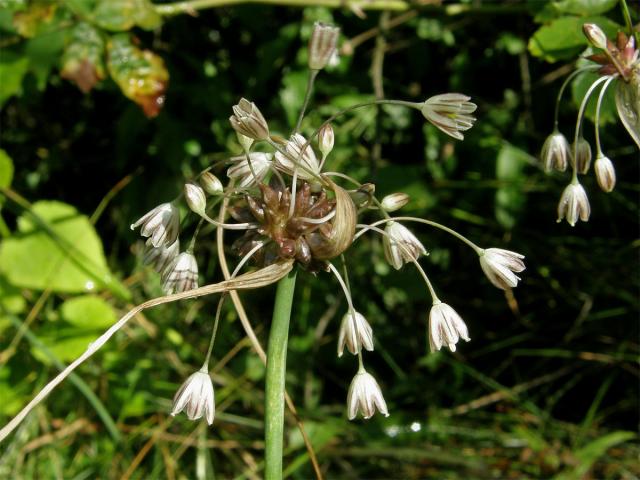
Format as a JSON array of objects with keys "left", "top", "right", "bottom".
[
  {"left": 421, "top": 93, "right": 477, "bottom": 140},
  {"left": 171, "top": 369, "right": 215, "bottom": 425},
  {"left": 383, "top": 222, "right": 427, "bottom": 270},
  {"left": 337, "top": 310, "right": 374, "bottom": 357},
  {"left": 131, "top": 202, "right": 180, "bottom": 248},
  {"left": 540, "top": 130, "right": 571, "bottom": 173},
  {"left": 162, "top": 252, "right": 199, "bottom": 294},
  {"left": 479, "top": 248, "right": 526, "bottom": 290},
  {"left": 557, "top": 182, "right": 591, "bottom": 226},
  {"left": 347, "top": 370, "right": 389, "bottom": 420},
  {"left": 428, "top": 302, "right": 470, "bottom": 352}
]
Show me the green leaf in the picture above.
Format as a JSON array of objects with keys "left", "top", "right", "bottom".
[
  {"left": 615, "top": 76, "right": 640, "bottom": 148},
  {"left": 552, "top": 0, "right": 618, "bottom": 16},
  {"left": 571, "top": 71, "right": 617, "bottom": 125},
  {"left": 107, "top": 34, "right": 169, "bottom": 117},
  {"left": 60, "top": 295, "right": 116, "bottom": 329},
  {"left": 11, "top": 0, "right": 58, "bottom": 38},
  {"left": 528, "top": 16, "right": 620, "bottom": 62},
  {"left": 0, "top": 54, "right": 29, "bottom": 105},
  {"left": 24, "top": 29, "right": 66, "bottom": 91},
  {"left": 0, "top": 200, "right": 128, "bottom": 297},
  {"left": 31, "top": 334, "right": 98, "bottom": 363},
  {"left": 92, "top": 0, "right": 162, "bottom": 31},
  {"left": 0, "top": 149, "right": 14, "bottom": 189},
  {"left": 495, "top": 144, "right": 529, "bottom": 230},
  {"left": 554, "top": 431, "right": 635, "bottom": 479},
  {"left": 0, "top": 275, "right": 25, "bottom": 315},
  {"left": 60, "top": 22, "right": 106, "bottom": 93}
]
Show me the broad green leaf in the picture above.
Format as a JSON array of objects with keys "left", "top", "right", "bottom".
[
  {"left": 107, "top": 34, "right": 169, "bottom": 117},
  {"left": 0, "top": 275, "right": 25, "bottom": 315},
  {"left": 11, "top": 0, "right": 57, "bottom": 38},
  {"left": 31, "top": 334, "right": 98, "bottom": 363},
  {"left": 60, "top": 295, "right": 116, "bottom": 329},
  {"left": 92, "top": 0, "right": 162, "bottom": 31},
  {"left": 571, "top": 71, "right": 617, "bottom": 125},
  {"left": 24, "top": 29, "right": 66, "bottom": 90},
  {"left": 0, "top": 200, "right": 128, "bottom": 297},
  {"left": 60, "top": 22, "right": 106, "bottom": 93},
  {"left": 495, "top": 144, "right": 529, "bottom": 229},
  {"left": 0, "top": 149, "right": 14, "bottom": 188},
  {"left": 0, "top": 54, "right": 29, "bottom": 105},
  {"left": 528, "top": 16, "right": 620, "bottom": 62},
  {"left": 552, "top": 0, "right": 618, "bottom": 15},
  {"left": 615, "top": 76, "right": 640, "bottom": 148}
]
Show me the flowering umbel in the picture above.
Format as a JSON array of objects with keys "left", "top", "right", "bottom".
[
  {"left": 171, "top": 369, "right": 215, "bottom": 425},
  {"left": 539, "top": 22, "right": 639, "bottom": 224},
  {"left": 0, "top": 19, "right": 529, "bottom": 448}
]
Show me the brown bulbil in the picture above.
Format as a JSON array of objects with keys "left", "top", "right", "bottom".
[{"left": 232, "top": 180, "right": 355, "bottom": 270}]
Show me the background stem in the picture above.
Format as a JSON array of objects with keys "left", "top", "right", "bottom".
[{"left": 265, "top": 268, "right": 298, "bottom": 480}]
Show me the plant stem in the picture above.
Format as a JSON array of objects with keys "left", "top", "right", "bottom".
[
  {"left": 295, "top": 69, "right": 319, "bottom": 133},
  {"left": 153, "top": 0, "right": 529, "bottom": 16},
  {"left": 620, "top": 0, "right": 639, "bottom": 45},
  {"left": 265, "top": 268, "right": 298, "bottom": 480}
]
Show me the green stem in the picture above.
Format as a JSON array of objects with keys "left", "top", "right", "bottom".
[
  {"left": 265, "top": 268, "right": 298, "bottom": 480},
  {"left": 295, "top": 69, "right": 319, "bottom": 133},
  {"left": 153, "top": 0, "right": 528, "bottom": 16},
  {"left": 620, "top": 0, "right": 639, "bottom": 45}
]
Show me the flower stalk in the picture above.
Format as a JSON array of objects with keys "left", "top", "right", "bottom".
[{"left": 265, "top": 268, "right": 298, "bottom": 480}]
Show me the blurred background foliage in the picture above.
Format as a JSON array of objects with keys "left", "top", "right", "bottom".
[{"left": 0, "top": 0, "right": 638, "bottom": 478}]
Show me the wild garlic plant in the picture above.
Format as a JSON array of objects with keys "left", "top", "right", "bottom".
[
  {"left": 0, "top": 21, "right": 526, "bottom": 477},
  {"left": 540, "top": 22, "right": 639, "bottom": 226}
]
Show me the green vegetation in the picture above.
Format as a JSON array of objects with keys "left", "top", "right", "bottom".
[{"left": 0, "top": 0, "right": 638, "bottom": 478}]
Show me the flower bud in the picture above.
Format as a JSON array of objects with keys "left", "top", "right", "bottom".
[
  {"left": 308, "top": 22, "right": 340, "bottom": 71},
  {"left": 572, "top": 137, "right": 592, "bottom": 174},
  {"left": 583, "top": 23, "right": 608, "bottom": 50},
  {"left": 318, "top": 123, "right": 334, "bottom": 158},
  {"left": 200, "top": 172, "right": 223, "bottom": 196},
  {"left": 184, "top": 182, "right": 207, "bottom": 215},
  {"left": 381, "top": 193, "right": 410, "bottom": 212},
  {"left": 594, "top": 154, "right": 616, "bottom": 192},
  {"left": 540, "top": 130, "right": 571, "bottom": 172},
  {"left": 229, "top": 98, "right": 270, "bottom": 141}
]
